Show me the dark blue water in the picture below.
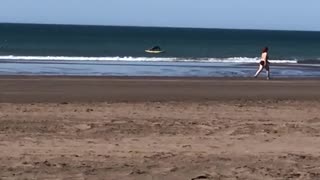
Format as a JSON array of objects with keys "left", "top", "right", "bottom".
[
  {"left": 0, "top": 23, "right": 320, "bottom": 77},
  {"left": 0, "top": 23, "right": 320, "bottom": 62}
]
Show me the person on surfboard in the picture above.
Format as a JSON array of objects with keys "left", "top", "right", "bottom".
[{"left": 149, "top": 46, "right": 161, "bottom": 51}]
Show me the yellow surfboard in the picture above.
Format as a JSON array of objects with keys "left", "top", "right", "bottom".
[{"left": 145, "top": 50, "right": 165, "bottom": 54}]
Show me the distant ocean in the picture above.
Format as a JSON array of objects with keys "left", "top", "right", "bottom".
[{"left": 0, "top": 23, "right": 320, "bottom": 77}]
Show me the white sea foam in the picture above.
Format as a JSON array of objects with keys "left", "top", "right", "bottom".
[
  {"left": 0, "top": 55, "right": 298, "bottom": 64},
  {"left": 205, "top": 57, "right": 297, "bottom": 64}
]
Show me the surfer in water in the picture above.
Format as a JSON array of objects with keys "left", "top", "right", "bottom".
[
  {"left": 254, "top": 47, "right": 270, "bottom": 80},
  {"left": 149, "top": 46, "right": 161, "bottom": 51},
  {"left": 145, "top": 45, "right": 164, "bottom": 54}
]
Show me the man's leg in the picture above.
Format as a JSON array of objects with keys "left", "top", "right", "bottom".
[
  {"left": 254, "top": 65, "right": 264, "bottom": 78},
  {"left": 266, "top": 65, "right": 270, "bottom": 80}
]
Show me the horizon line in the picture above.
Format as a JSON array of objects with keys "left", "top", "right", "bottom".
[{"left": 1, "top": 22, "right": 320, "bottom": 33}]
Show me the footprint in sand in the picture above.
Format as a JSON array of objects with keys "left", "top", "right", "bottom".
[
  {"left": 75, "top": 124, "right": 92, "bottom": 131},
  {"left": 191, "top": 174, "right": 211, "bottom": 180}
]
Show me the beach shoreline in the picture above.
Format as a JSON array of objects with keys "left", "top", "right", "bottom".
[{"left": 1, "top": 59, "right": 320, "bottom": 77}]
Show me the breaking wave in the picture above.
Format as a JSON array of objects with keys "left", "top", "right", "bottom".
[{"left": 0, "top": 55, "right": 301, "bottom": 64}]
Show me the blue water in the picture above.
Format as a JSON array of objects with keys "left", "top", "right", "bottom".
[
  {"left": 0, "top": 23, "right": 320, "bottom": 77},
  {"left": 1, "top": 60, "right": 320, "bottom": 78}
]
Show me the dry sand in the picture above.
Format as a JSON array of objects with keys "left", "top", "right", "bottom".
[{"left": 0, "top": 76, "right": 320, "bottom": 180}]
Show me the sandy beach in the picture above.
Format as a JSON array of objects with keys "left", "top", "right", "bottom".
[{"left": 0, "top": 76, "right": 320, "bottom": 180}]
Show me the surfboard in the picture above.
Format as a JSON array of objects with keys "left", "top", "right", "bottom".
[{"left": 145, "top": 50, "right": 165, "bottom": 54}]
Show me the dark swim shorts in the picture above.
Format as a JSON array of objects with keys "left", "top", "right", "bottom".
[{"left": 260, "top": 61, "right": 268, "bottom": 66}]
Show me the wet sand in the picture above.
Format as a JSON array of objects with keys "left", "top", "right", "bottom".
[
  {"left": 1, "top": 76, "right": 320, "bottom": 103},
  {"left": 0, "top": 76, "right": 320, "bottom": 180}
]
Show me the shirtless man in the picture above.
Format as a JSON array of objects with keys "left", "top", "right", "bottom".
[{"left": 254, "top": 47, "right": 270, "bottom": 80}]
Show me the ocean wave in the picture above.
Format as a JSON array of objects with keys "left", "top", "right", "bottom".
[
  {"left": 297, "top": 59, "right": 320, "bottom": 64},
  {"left": 0, "top": 55, "right": 298, "bottom": 64},
  {"left": 205, "top": 57, "right": 297, "bottom": 64}
]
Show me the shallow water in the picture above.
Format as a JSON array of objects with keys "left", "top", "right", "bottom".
[{"left": 1, "top": 60, "right": 320, "bottom": 78}]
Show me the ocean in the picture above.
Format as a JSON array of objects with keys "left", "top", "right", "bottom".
[{"left": 0, "top": 23, "right": 320, "bottom": 77}]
